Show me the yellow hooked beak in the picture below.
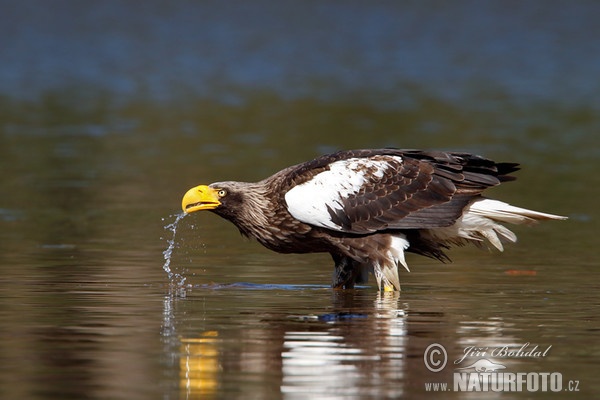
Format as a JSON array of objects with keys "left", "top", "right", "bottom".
[{"left": 182, "top": 185, "right": 221, "bottom": 213}]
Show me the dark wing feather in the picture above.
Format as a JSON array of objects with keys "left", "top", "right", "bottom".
[{"left": 274, "top": 148, "right": 518, "bottom": 233}]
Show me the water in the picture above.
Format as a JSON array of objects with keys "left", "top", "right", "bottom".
[
  {"left": 1, "top": 1, "right": 599, "bottom": 399},
  {"left": 162, "top": 213, "right": 189, "bottom": 293}
]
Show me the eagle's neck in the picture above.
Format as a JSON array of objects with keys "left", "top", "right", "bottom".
[
  {"left": 214, "top": 181, "right": 275, "bottom": 242},
  {"left": 237, "top": 184, "right": 273, "bottom": 237}
]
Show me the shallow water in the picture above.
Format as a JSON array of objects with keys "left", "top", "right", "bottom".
[{"left": 1, "top": 1, "right": 599, "bottom": 399}]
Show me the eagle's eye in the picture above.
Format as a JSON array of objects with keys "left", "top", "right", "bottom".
[{"left": 217, "top": 189, "right": 227, "bottom": 197}]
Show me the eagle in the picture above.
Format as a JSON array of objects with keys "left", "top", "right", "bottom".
[{"left": 181, "top": 149, "right": 566, "bottom": 291}]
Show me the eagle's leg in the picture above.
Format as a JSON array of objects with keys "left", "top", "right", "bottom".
[{"left": 331, "top": 254, "right": 364, "bottom": 289}]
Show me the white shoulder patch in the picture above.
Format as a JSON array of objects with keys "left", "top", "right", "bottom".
[{"left": 284, "top": 156, "right": 402, "bottom": 230}]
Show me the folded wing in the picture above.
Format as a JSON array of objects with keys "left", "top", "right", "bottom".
[{"left": 283, "top": 149, "right": 516, "bottom": 233}]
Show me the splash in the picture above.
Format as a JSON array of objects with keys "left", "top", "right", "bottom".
[{"left": 162, "top": 212, "right": 188, "bottom": 295}]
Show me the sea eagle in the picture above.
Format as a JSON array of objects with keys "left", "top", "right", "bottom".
[{"left": 181, "top": 149, "right": 566, "bottom": 291}]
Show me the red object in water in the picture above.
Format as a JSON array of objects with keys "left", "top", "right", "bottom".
[{"left": 504, "top": 270, "right": 537, "bottom": 276}]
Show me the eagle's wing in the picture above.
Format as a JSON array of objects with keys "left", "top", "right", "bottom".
[{"left": 283, "top": 149, "right": 518, "bottom": 233}]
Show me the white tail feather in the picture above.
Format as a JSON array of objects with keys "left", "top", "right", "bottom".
[
  {"left": 373, "top": 200, "right": 566, "bottom": 291},
  {"left": 426, "top": 198, "right": 567, "bottom": 252},
  {"left": 468, "top": 199, "right": 567, "bottom": 226}
]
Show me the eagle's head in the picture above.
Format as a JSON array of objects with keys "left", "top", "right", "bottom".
[
  {"left": 181, "top": 182, "right": 270, "bottom": 235},
  {"left": 181, "top": 184, "right": 227, "bottom": 213}
]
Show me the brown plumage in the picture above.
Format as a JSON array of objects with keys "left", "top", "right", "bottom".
[{"left": 181, "top": 149, "right": 566, "bottom": 291}]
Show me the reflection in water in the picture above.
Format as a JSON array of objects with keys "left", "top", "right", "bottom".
[
  {"left": 160, "top": 281, "right": 574, "bottom": 399},
  {"left": 282, "top": 292, "right": 406, "bottom": 399},
  {"left": 454, "top": 317, "right": 530, "bottom": 376},
  {"left": 452, "top": 317, "right": 544, "bottom": 394},
  {"left": 456, "top": 317, "right": 517, "bottom": 350},
  {"left": 282, "top": 331, "right": 378, "bottom": 397},
  {"left": 164, "top": 290, "right": 409, "bottom": 399},
  {"left": 180, "top": 332, "right": 220, "bottom": 398}
]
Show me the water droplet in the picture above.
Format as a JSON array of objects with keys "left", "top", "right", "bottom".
[{"left": 162, "top": 212, "right": 188, "bottom": 292}]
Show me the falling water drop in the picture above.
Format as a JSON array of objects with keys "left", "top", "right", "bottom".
[{"left": 162, "top": 212, "right": 188, "bottom": 295}]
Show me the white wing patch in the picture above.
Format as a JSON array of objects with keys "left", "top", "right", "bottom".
[{"left": 284, "top": 156, "right": 402, "bottom": 230}]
